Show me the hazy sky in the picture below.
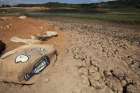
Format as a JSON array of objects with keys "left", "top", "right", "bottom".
[{"left": 0, "top": 0, "right": 115, "bottom": 4}]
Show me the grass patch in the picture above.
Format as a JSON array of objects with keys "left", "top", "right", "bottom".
[
  {"left": 0, "top": 7, "right": 140, "bottom": 24},
  {"left": 25, "top": 12, "right": 140, "bottom": 24}
]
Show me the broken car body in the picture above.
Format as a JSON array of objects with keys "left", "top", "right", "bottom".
[{"left": 0, "top": 32, "right": 57, "bottom": 84}]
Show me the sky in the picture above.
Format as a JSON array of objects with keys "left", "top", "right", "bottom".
[{"left": 0, "top": 0, "right": 115, "bottom": 4}]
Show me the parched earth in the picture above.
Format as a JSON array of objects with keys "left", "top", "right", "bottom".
[{"left": 0, "top": 16, "right": 140, "bottom": 93}]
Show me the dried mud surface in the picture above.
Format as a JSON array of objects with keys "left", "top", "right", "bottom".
[{"left": 0, "top": 17, "right": 140, "bottom": 93}]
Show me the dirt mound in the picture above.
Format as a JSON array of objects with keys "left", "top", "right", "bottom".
[
  {"left": 0, "top": 16, "right": 68, "bottom": 93},
  {"left": 0, "top": 16, "right": 66, "bottom": 52}
]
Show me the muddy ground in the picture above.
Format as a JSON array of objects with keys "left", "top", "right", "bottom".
[{"left": 0, "top": 16, "right": 140, "bottom": 93}]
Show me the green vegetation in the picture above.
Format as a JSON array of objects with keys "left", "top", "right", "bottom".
[
  {"left": 25, "top": 12, "right": 140, "bottom": 24},
  {"left": 0, "top": 0, "right": 140, "bottom": 24},
  {"left": 14, "top": 2, "right": 98, "bottom": 9},
  {"left": 103, "top": 0, "right": 140, "bottom": 8},
  {"left": 11, "top": 0, "right": 140, "bottom": 9}
]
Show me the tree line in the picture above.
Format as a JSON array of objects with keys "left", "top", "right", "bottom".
[{"left": 0, "top": 0, "right": 140, "bottom": 8}]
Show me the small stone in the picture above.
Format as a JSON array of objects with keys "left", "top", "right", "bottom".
[
  {"left": 46, "top": 31, "right": 58, "bottom": 37},
  {"left": 44, "top": 78, "right": 49, "bottom": 82},
  {"left": 19, "top": 16, "right": 27, "bottom": 19},
  {"left": 6, "top": 25, "right": 10, "bottom": 29}
]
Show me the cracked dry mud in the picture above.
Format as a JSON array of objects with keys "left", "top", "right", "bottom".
[
  {"left": 0, "top": 17, "right": 140, "bottom": 93},
  {"left": 63, "top": 26, "right": 140, "bottom": 93}
]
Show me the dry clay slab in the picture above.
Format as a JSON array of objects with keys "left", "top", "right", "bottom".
[{"left": 0, "top": 44, "right": 57, "bottom": 84}]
